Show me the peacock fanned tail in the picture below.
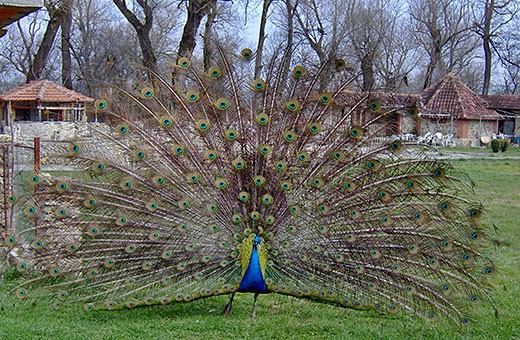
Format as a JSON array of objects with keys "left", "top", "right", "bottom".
[{"left": 4, "top": 48, "right": 496, "bottom": 325}]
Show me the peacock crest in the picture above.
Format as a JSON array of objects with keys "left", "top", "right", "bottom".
[{"left": 2, "top": 47, "right": 495, "bottom": 325}]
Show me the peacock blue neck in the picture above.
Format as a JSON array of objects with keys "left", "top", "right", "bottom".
[{"left": 238, "top": 247, "right": 268, "bottom": 293}]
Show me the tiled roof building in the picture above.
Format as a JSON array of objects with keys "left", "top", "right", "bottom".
[{"left": 1, "top": 80, "right": 94, "bottom": 126}]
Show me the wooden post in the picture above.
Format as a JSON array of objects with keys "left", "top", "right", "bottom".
[{"left": 34, "top": 137, "right": 40, "bottom": 173}]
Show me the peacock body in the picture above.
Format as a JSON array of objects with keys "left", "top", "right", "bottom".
[{"left": 2, "top": 48, "right": 495, "bottom": 325}]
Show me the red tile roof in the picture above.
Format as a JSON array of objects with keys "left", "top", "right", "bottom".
[
  {"left": 0, "top": 80, "right": 94, "bottom": 103},
  {"left": 480, "top": 95, "right": 520, "bottom": 110},
  {"left": 422, "top": 73, "right": 498, "bottom": 120}
]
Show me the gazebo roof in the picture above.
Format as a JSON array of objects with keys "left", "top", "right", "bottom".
[
  {"left": 422, "top": 73, "right": 498, "bottom": 120},
  {"left": 0, "top": 80, "right": 94, "bottom": 103}
]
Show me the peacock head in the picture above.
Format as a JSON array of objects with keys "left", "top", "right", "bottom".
[{"left": 253, "top": 236, "right": 262, "bottom": 250}]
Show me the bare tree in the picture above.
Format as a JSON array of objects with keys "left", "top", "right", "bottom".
[
  {"left": 410, "top": 0, "right": 478, "bottom": 89},
  {"left": 375, "top": 4, "right": 422, "bottom": 93},
  {"left": 27, "top": 0, "right": 73, "bottom": 82},
  {"left": 253, "top": 0, "right": 272, "bottom": 78},
  {"left": 61, "top": 0, "right": 73, "bottom": 89},
  {"left": 473, "top": 0, "right": 517, "bottom": 94},
  {"left": 173, "top": 0, "right": 215, "bottom": 84},
  {"left": 113, "top": 0, "right": 158, "bottom": 74},
  {"left": 345, "top": 0, "right": 393, "bottom": 91}
]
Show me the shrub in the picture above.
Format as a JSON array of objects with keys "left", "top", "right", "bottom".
[
  {"left": 502, "top": 139, "right": 510, "bottom": 152},
  {"left": 491, "top": 139, "right": 501, "bottom": 153}
]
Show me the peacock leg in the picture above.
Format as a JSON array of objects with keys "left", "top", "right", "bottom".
[
  {"left": 223, "top": 292, "right": 235, "bottom": 315},
  {"left": 251, "top": 293, "right": 260, "bottom": 319}
]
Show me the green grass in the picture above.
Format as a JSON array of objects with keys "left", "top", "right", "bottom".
[
  {"left": 1, "top": 158, "right": 519, "bottom": 339},
  {"left": 437, "top": 145, "right": 520, "bottom": 157}
]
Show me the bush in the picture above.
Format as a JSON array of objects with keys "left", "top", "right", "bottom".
[
  {"left": 502, "top": 139, "right": 510, "bottom": 152},
  {"left": 491, "top": 138, "right": 510, "bottom": 152},
  {"left": 491, "top": 139, "right": 501, "bottom": 153}
]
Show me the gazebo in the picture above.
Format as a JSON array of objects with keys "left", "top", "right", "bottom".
[
  {"left": 419, "top": 73, "right": 501, "bottom": 146},
  {"left": 0, "top": 80, "right": 94, "bottom": 129}
]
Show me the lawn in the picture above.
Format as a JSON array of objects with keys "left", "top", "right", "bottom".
[{"left": 0, "top": 157, "right": 518, "bottom": 339}]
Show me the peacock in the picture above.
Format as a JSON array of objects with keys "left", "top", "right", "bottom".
[{"left": 2, "top": 47, "right": 496, "bottom": 325}]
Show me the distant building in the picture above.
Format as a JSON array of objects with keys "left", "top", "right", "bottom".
[
  {"left": 419, "top": 73, "right": 503, "bottom": 147},
  {"left": 0, "top": 80, "right": 94, "bottom": 130},
  {"left": 480, "top": 95, "right": 520, "bottom": 143}
]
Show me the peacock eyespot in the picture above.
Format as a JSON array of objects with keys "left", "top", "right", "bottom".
[
  {"left": 390, "top": 141, "right": 402, "bottom": 152},
  {"left": 178, "top": 57, "right": 191, "bottom": 68},
  {"left": 292, "top": 66, "right": 305, "bottom": 78},
  {"left": 241, "top": 48, "right": 252, "bottom": 60},
  {"left": 95, "top": 99, "right": 107, "bottom": 109},
  {"left": 368, "top": 99, "right": 381, "bottom": 112},
  {"left": 187, "top": 91, "right": 199, "bottom": 102},
  {"left": 162, "top": 118, "right": 172, "bottom": 127},
  {"left": 208, "top": 66, "right": 221, "bottom": 78},
  {"left": 141, "top": 87, "right": 154, "bottom": 98},
  {"left": 320, "top": 94, "right": 330, "bottom": 104},
  {"left": 253, "top": 79, "right": 266, "bottom": 90}
]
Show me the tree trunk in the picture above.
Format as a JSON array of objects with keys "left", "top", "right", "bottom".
[
  {"left": 360, "top": 54, "right": 375, "bottom": 92},
  {"left": 27, "top": 5, "right": 63, "bottom": 82},
  {"left": 113, "top": 0, "right": 158, "bottom": 74},
  {"left": 279, "top": 0, "right": 297, "bottom": 87},
  {"left": 423, "top": 28, "right": 442, "bottom": 90},
  {"left": 254, "top": 0, "right": 272, "bottom": 79},
  {"left": 481, "top": 0, "right": 494, "bottom": 95},
  {"left": 174, "top": 0, "right": 212, "bottom": 85},
  {"left": 202, "top": 0, "right": 217, "bottom": 72},
  {"left": 61, "top": 0, "right": 73, "bottom": 89}
]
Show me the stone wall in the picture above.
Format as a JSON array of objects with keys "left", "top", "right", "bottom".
[
  {"left": 419, "top": 118, "right": 497, "bottom": 147},
  {"left": 5, "top": 122, "right": 111, "bottom": 168}
]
